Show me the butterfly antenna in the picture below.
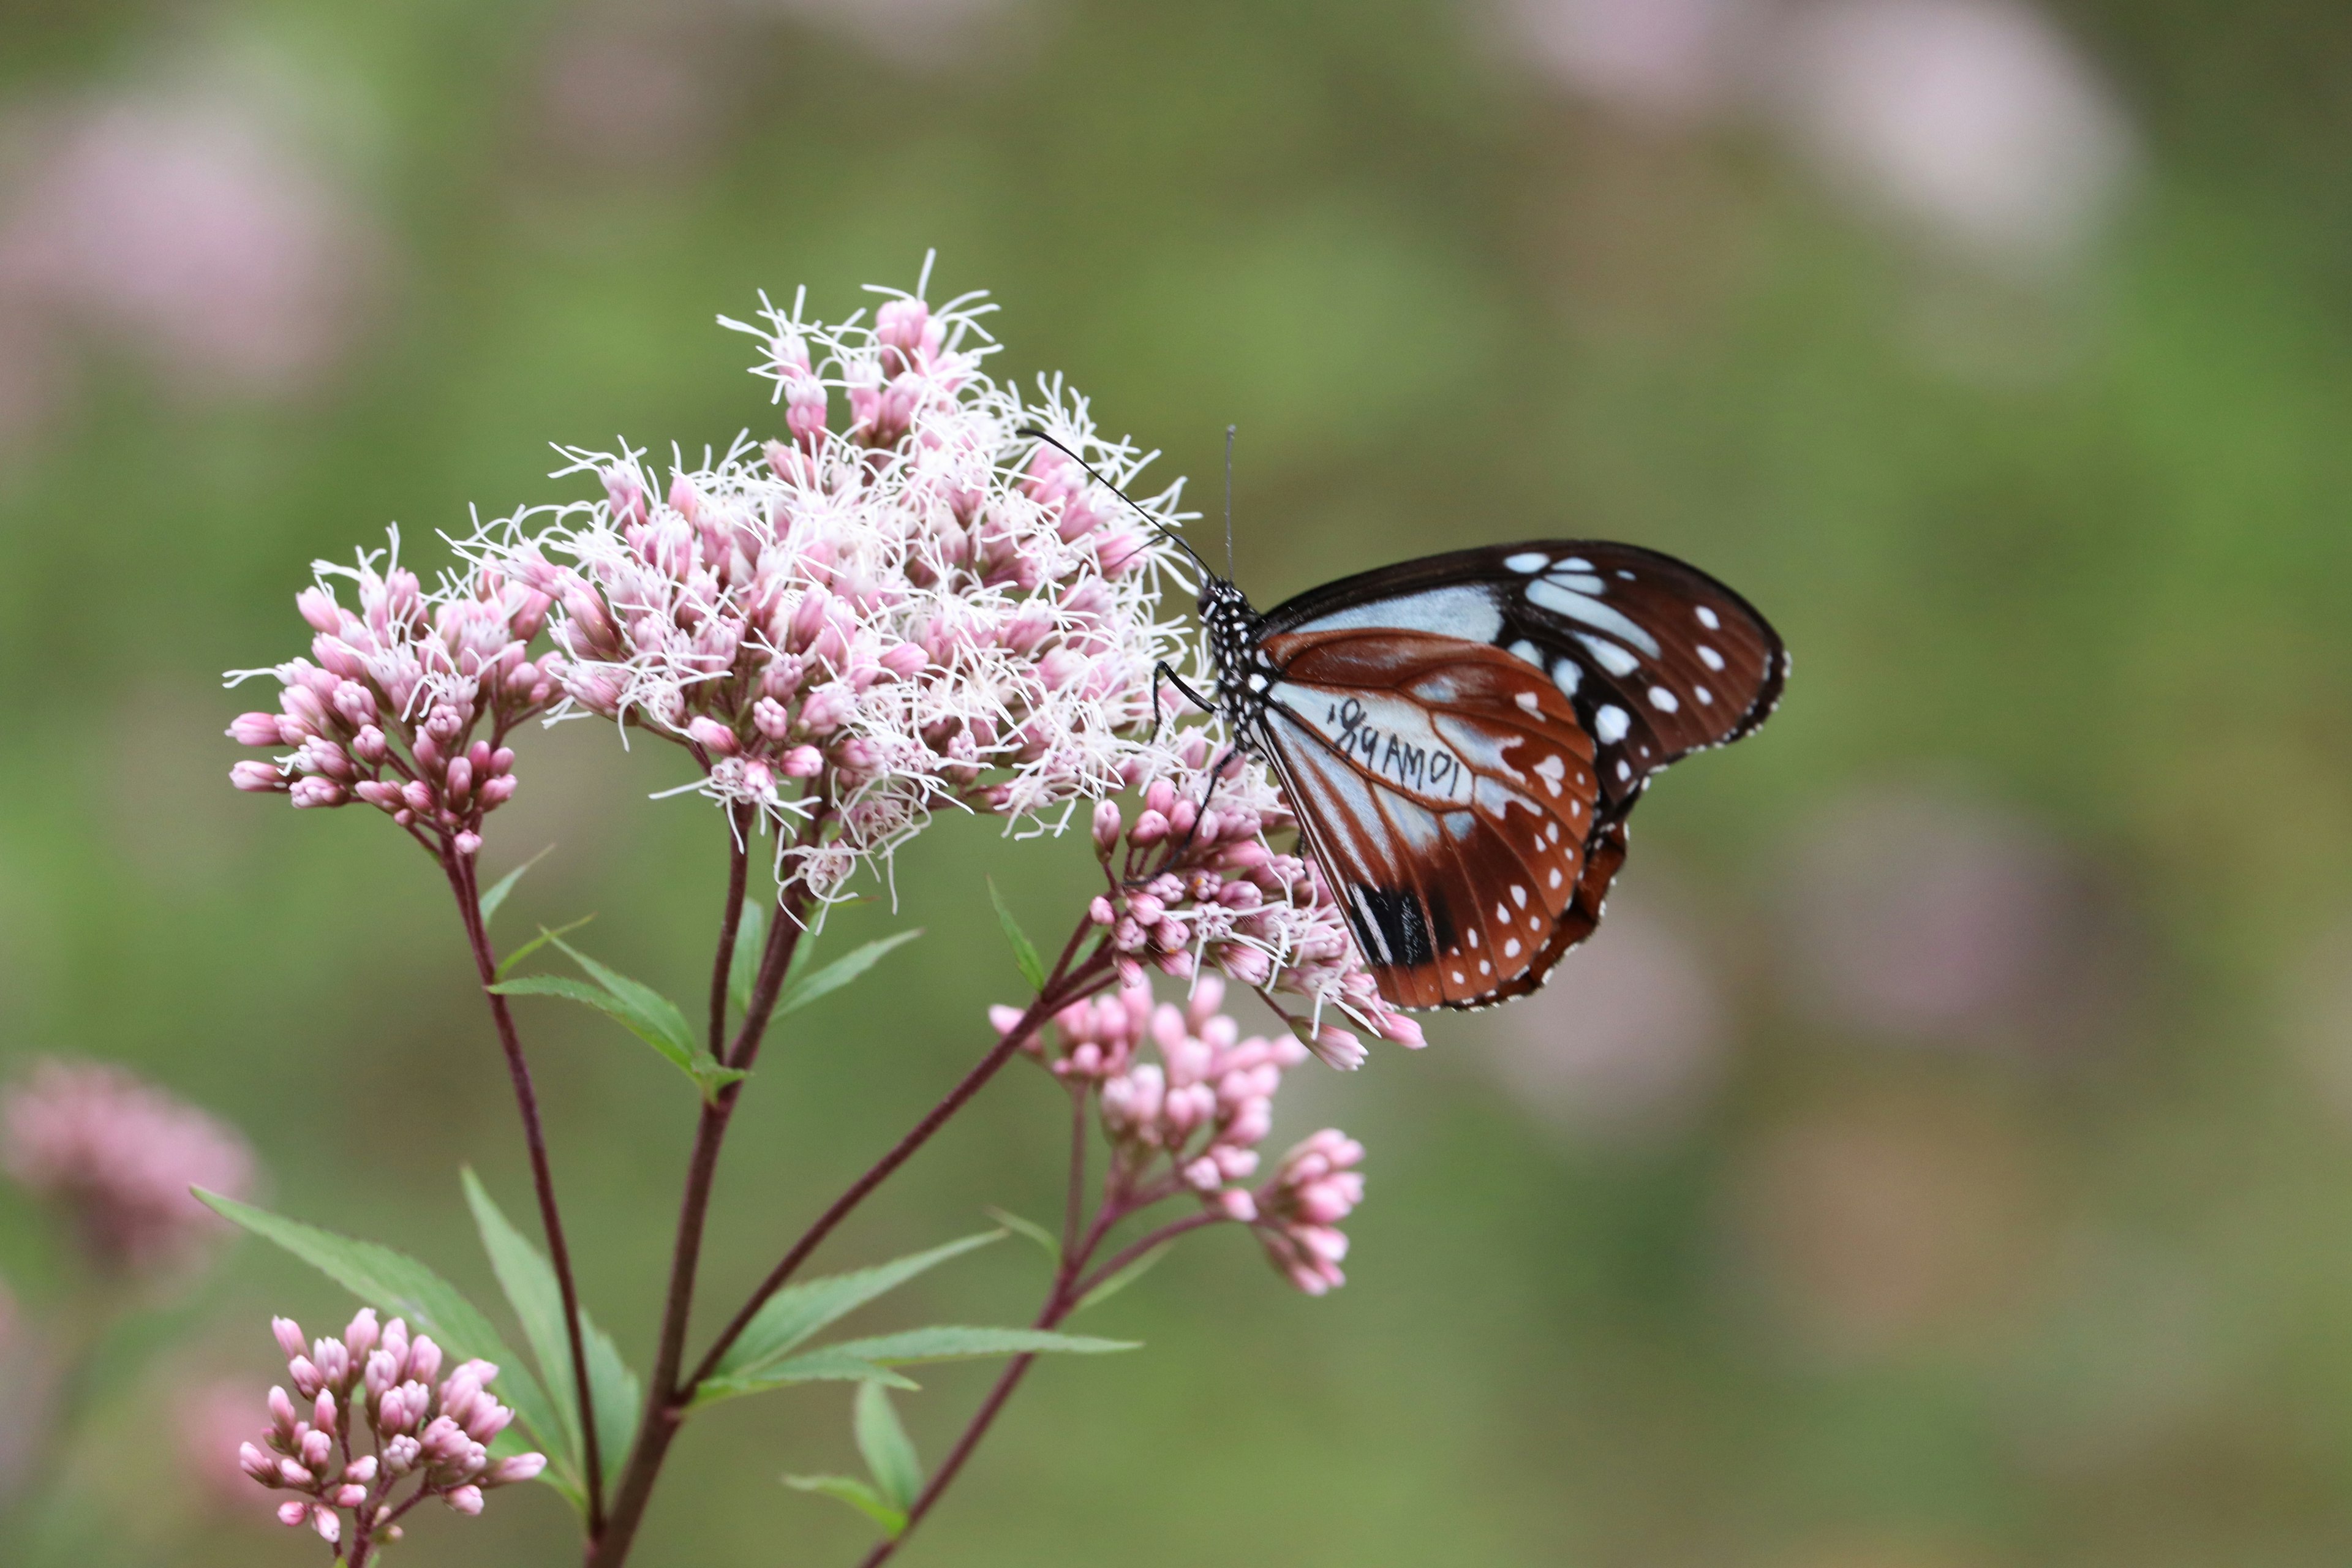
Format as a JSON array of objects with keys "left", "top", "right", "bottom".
[
  {"left": 1016, "top": 428, "right": 1216, "bottom": 579},
  {"left": 1223, "top": 424, "right": 1237, "bottom": 579}
]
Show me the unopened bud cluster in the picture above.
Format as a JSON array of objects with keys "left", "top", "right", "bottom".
[
  {"left": 239, "top": 1309, "right": 545, "bottom": 1552},
  {"left": 1002, "top": 975, "right": 1367, "bottom": 1294},
  {"left": 1087, "top": 731, "right": 1424, "bottom": 1069},
  {"left": 226, "top": 540, "right": 555, "bottom": 857},
  {"left": 466, "top": 278, "right": 1188, "bottom": 900}
]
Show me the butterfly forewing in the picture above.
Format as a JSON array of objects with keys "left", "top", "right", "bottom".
[
  {"left": 1252, "top": 631, "right": 1602, "bottom": 1007},
  {"left": 1226, "top": 538, "right": 1783, "bottom": 1011},
  {"left": 1262, "top": 540, "right": 1785, "bottom": 821}
]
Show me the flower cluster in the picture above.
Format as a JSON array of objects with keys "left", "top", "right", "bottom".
[
  {"left": 239, "top": 1309, "right": 544, "bottom": 1553},
  {"left": 467, "top": 266, "right": 1191, "bottom": 899},
  {"left": 1, "top": 1057, "right": 254, "bottom": 1276},
  {"left": 1086, "top": 729, "right": 1423, "bottom": 1069},
  {"left": 1006, "top": 974, "right": 1368, "bottom": 1293},
  {"left": 225, "top": 534, "right": 556, "bottom": 857}
]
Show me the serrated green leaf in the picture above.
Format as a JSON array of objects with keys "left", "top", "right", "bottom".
[
  {"left": 460, "top": 1170, "right": 643, "bottom": 1495},
  {"left": 497, "top": 914, "right": 595, "bottom": 980},
  {"left": 982, "top": 1207, "right": 1060, "bottom": 1264},
  {"left": 691, "top": 1349, "right": 919, "bottom": 1408},
  {"left": 478, "top": 845, "right": 553, "bottom": 927},
  {"left": 707, "top": 1231, "right": 1003, "bottom": 1384},
  {"left": 782, "top": 1474, "right": 907, "bottom": 1538},
  {"left": 987, "top": 880, "right": 1046, "bottom": 990},
  {"left": 823, "top": 1326, "right": 1138, "bottom": 1365},
  {"left": 193, "top": 1190, "right": 570, "bottom": 1489},
  {"left": 774, "top": 929, "right": 923, "bottom": 1019},
  {"left": 1076, "top": 1241, "right": 1174, "bottom": 1313},
  {"left": 726, "top": 900, "right": 769, "bottom": 1019},
  {"left": 549, "top": 935, "right": 698, "bottom": 1055},
  {"left": 855, "top": 1382, "right": 922, "bottom": 1514}
]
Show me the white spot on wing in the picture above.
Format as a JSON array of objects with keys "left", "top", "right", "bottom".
[
  {"left": 1553, "top": 557, "right": 1592, "bottom": 571},
  {"left": 1575, "top": 633, "right": 1640, "bottom": 677},
  {"left": 1696, "top": 606, "right": 1720, "bottom": 630},
  {"left": 1551, "top": 658, "right": 1580, "bottom": 698},
  {"left": 1694, "top": 685, "right": 1713, "bottom": 706},
  {"left": 1504, "top": 551, "right": 1548, "bottom": 573},
  {"left": 1510, "top": 884, "right": 1528, "bottom": 908},
  {"left": 1697, "top": 644, "right": 1724, "bottom": 671},
  {"left": 1523, "top": 579, "right": 1662, "bottom": 655},
  {"left": 1648, "top": 686, "right": 1678, "bottom": 712},
  {"left": 1292, "top": 585, "right": 1502, "bottom": 642},
  {"left": 1544, "top": 572, "right": 1605, "bottom": 593},
  {"left": 1616, "top": 759, "right": 1632, "bottom": 781},
  {"left": 1508, "top": 639, "right": 1542, "bottom": 666},
  {"left": 1594, "top": 704, "right": 1630, "bottom": 744},
  {"left": 1504, "top": 938, "right": 1521, "bottom": 959}
]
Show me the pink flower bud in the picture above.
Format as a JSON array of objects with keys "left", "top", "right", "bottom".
[
  {"left": 407, "top": 1336, "right": 442, "bottom": 1387},
  {"left": 454, "top": 831, "right": 483, "bottom": 857},
  {"left": 687, "top": 716, "right": 739, "bottom": 756},
  {"left": 445, "top": 755, "right": 473, "bottom": 800},
  {"left": 880, "top": 642, "right": 926, "bottom": 680},
  {"left": 313, "top": 1504, "right": 341, "bottom": 1545},
  {"left": 1291, "top": 1018, "right": 1366, "bottom": 1071},
  {"left": 288, "top": 1357, "right": 324, "bottom": 1399},
  {"left": 478, "top": 775, "right": 518, "bottom": 807},
  {"left": 486, "top": 1452, "right": 547, "bottom": 1487},
  {"left": 1091, "top": 801, "right": 1123, "bottom": 854},
  {"left": 1217, "top": 1188, "right": 1259, "bottom": 1222},
  {"left": 297, "top": 588, "right": 344, "bottom": 635},
  {"left": 300, "top": 1428, "right": 332, "bottom": 1470},
  {"left": 229, "top": 712, "right": 284, "bottom": 745},
  {"left": 231, "top": 760, "right": 285, "bottom": 793},
  {"left": 268, "top": 1385, "right": 299, "bottom": 1434},
  {"left": 239, "top": 1442, "right": 279, "bottom": 1484},
  {"left": 753, "top": 697, "right": 791, "bottom": 740},
  {"left": 273, "top": 1318, "right": 307, "bottom": 1362},
  {"left": 1088, "top": 895, "right": 1115, "bottom": 926},
  {"left": 279, "top": 1457, "right": 314, "bottom": 1487},
  {"left": 1143, "top": 780, "right": 1177, "bottom": 817},
  {"left": 1131, "top": 809, "right": 1169, "bottom": 845},
  {"left": 314, "top": 1390, "right": 338, "bottom": 1430},
  {"left": 333, "top": 1484, "right": 368, "bottom": 1508},
  {"left": 988, "top": 1005, "right": 1025, "bottom": 1036},
  {"left": 445, "top": 1485, "right": 485, "bottom": 1516},
  {"left": 276, "top": 1501, "right": 309, "bottom": 1528},
  {"left": 383, "top": 1435, "right": 421, "bottom": 1476},
  {"left": 780, "top": 745, "right": 824, "bottom": 778},
  {"left": 344, "top": 1456, "right": 379, "bottom": 1484}
]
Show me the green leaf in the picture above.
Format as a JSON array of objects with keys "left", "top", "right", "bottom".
[
  {"left": 494, "top": 937, "right": 744, "bottom": 1102},
  {"left": 692, "top": 1349, "right": 919, "bottom": 1408},
  {"left": 982, "top": 1206, "right": 1060, "bottom": 1264},
  {"left": 822, "top": 1326, "right": 1139, "bottom": 1365},
  {"left": 707, "top": 1231, "right": 1003, "bottom": 1384},
  {"left": 988, "top": 879, "right": 1047, "bottom": 990},
  {"left": 495, "top": 914, "right": 595, "bottom": 980},
  {"left": 1076, "top": 1242, "right": 1174, "bottom": 1313},
  {"left": 478, "top": 845, "right": 554, "bottom": 927},
  {"left": 774, "top": 929, "right": 923, "bottom": 1019},
  {"left": 726, "top": 900, "right": 769, "bottom": 1019},
  {"left": 782, "top": 1474, "right": 907, "bottom": 1539},
  {"left": 460, "top": 1171, "right": 643, "bottom": 1494},
  {"left": 194, "top": 1190, "right": 570, "bottom": 1487},
  {"left": 854, "top": 1382, "right": 923, "bottom": 1514},
  {"left": 461, "top": 1170, "right": 583, "bottom": 1470}
]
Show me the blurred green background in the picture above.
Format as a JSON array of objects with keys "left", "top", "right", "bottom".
[{"left": 5, "top": 0, "right": 2352, "bottom": 1564}]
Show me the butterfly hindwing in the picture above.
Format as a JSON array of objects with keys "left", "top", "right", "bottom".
[{"left": 1251, "top": 630, "right": 1602, "bottom": 1008}]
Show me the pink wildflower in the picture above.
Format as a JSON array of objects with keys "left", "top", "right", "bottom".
[
  {"left": 223, "top": 529, "right": 554, "bottom": 857},
  {"left": 1025, "top": 974, "right": 1367, "bottom": 1293},
  {"left": 467, "top": 257, "right": 1193, "bottom": 902},
  {"left": 1, "top": 1058, "right": 254, "bottom": 1276},
  {"left": 240, "top": 1308, "right": 542, "bottom": 1552}
]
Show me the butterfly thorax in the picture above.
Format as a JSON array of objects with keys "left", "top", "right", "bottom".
[{"left": 1199, "top": 576, "right": 1277, "bottom": 737}]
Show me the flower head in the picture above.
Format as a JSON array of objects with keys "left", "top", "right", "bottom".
[
  {"left": 469, "top": 258, "right": 1192, "bottom": 902},
  {"left": 239, "top": 1308, "right": 543, "bottom": 1552},
  {"left": 1, "top": 1058, "right": 254, "bottom": 1276},
  {"left": 1019, "top": 974, "right": 1368, "bottom": 1293},
  {"left": 224, "top": 529, "right": 554, "bottom": 857}
]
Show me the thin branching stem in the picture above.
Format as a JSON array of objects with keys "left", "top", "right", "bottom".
[{"left": 441, "top": 846, "right": 604, "bottom": 1531}]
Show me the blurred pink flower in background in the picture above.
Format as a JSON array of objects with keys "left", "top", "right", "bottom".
[
  {"left": 1483, "top": 894, "right": 1730, "bottom": 1142},
  {"left": 538, "top": 1, "right": 735, "bottom": 173},
  {"left": 1492, "top": 0, "right": 1763, "bottom": 123},
  {"left": 0, "top": 80, "right": 376, "bottom": 419},
  {"left": 1, "top": 1057, "right": 255, "bottom": 1277},
  {"left": 177, "top": 1376, "right": 268, "bottom": 1511},
  {"left": 1764, "top": 0, "right": 2135, "bottom": 273},
  {"left": 1775, "top": 783, "right": 2127, "bottom": 1051}
]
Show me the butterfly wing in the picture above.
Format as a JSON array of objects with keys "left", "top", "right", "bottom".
[
  {"left": 1259, "top": 540, "right": 1786, "bottom": 824},
  {"left": 1251, "top": 630, "right": 1604, "bottom": 1007},
  {"left": 1243, "top": 540, "right": 1782, "bottom": 1009}
]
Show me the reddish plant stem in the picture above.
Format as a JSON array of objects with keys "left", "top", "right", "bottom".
[
  {"left": 590, "top": 872, "right": 814, "bottom": 1567},
  {"left": 684, "top": 948, "right": 1115, "bottom": 1393},
  {"left": 442, "top": 846, "right": 604, "bottom": 1531},
  {"left": 854, "top": 1119, "right": 1224, "bottom": 1564},
  {"left": 707, "top": 810, "right": 751, "bottom": 1057}
]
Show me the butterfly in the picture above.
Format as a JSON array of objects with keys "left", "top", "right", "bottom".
[{"left": 1021, "top": 432, "right": 1787, "bottom": 1011}]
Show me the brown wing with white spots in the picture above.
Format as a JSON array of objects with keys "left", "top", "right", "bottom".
[
  {"left": 1251, "top": 628, "right": 1604, "bottom": 1010},
  {"left": 1259, "top": 539, "right": 1786, "bottom": 825}
]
